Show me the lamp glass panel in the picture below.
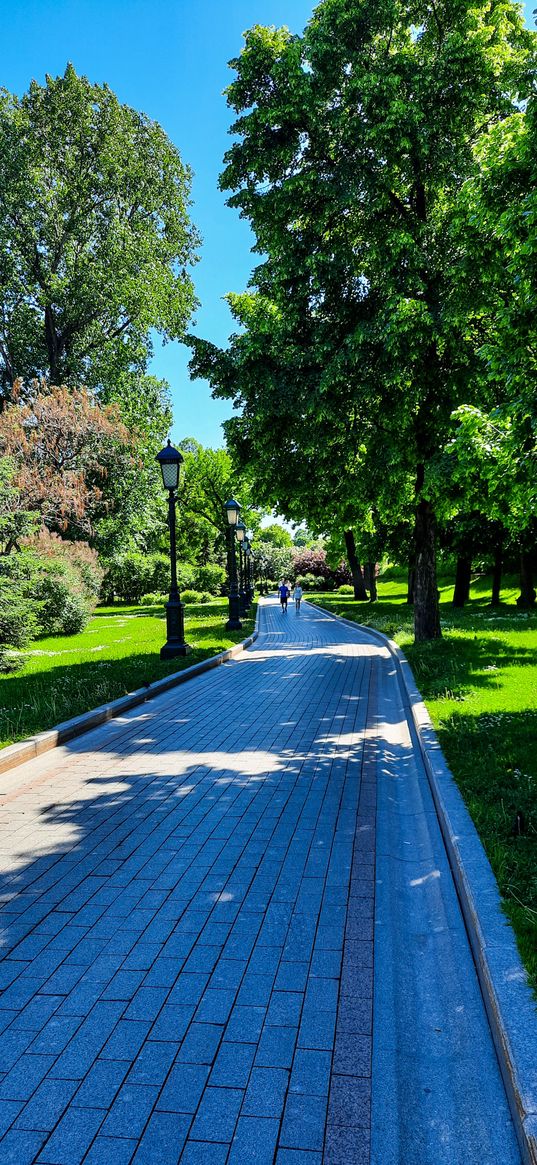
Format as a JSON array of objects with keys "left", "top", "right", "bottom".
[
  {"left": 162, "top": 461, "right": 179, "bottom": 490},
  {"left": 225, "top": 501, "right": 240, "bottom": 525}
]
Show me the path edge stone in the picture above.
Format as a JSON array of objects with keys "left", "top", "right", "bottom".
[
  {"left": 0, "top": 611, "right": 260, "bottom": 778},
  {"left": 311, "top": 600, "right": 537, "bottom": 1165}
]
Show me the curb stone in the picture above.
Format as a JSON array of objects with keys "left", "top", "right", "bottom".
[
  {"left": 0, "top": 608, "right": 260, "bottom": 777},
  {"left": 311, "top": 599, "right": 537, "bottom": 1165}
]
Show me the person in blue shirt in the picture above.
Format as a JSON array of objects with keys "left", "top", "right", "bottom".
[{"left": 278, "top": 581, "right": 290, "bottom": 612}]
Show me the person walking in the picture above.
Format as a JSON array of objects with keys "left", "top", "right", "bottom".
[
  {"left": 293, "top": 584, "right": 303, "bottom": 613},
  {"left": 278, "top": 581, "right": 290, "bottom": 612}
]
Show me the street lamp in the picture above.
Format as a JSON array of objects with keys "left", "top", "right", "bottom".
[
  {"left": 245, "top": 530, "right": 254, "bottom": 604},
  {"left": 224, "top": 498, "right": 242, "bottom": 631},
  {"left": 243, "top": 538, "right": 252, "bottom": 610},
  {"left": 236, "top": 520, "right": 247, "bottom": 614},
  {"left": 156, "top": 439, "right": 191, "bottom": 659}
]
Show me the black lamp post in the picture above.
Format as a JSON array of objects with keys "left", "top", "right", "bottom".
[
  {"left": 245, "top": 530, "right": 254, "bottom": 604},
  {"left": 156, "top": 440, "right": 191, "bottom": 659},
  {"left": 236, "top": 521, "right": 247, "bottom": 615},
  {"left": 225, "top": 498, "right": 242, "bottom": 631}
]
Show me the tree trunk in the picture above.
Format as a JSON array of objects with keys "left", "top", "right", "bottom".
[
  {"left": 517, "top": 550, "right": 536, "bottom": 609},
  {"left": 414, "top": 499, "right": 441, "bottom": 641},
  {"left": 364, "top": 560, "right": 378, "bottom": 602},
  {"left": 407, "top": 564, "right": 415, "bottom": 605},
  {"left": 491, "top": 546, "right": 502, "bottom": 606},
  {"left": 344, "top": 529, "right": 368, "bottom": 600},
  {"left": 452, "top": 555, "right": 472, "bottom": 608}
]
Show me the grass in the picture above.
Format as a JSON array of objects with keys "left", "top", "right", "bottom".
[
  {"left": 0, "top": 598, "right": 256, "bottom": 750},
  {"left": 313, "top": 573, "right": 537, "bottom": 992}
]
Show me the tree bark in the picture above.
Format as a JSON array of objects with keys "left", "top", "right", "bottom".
[
  {"left": 452, "top": 555, "right": 472, "bottom": 608},
  {"left": 364, "top": 560, "right": 378, "bottom": 602},
  {"left": 414, "top": 498, "right": 441, "bottom": 641},
  {"left": 517, "top": 550, "right": 536, "bottom": 609},
  {"left": 344, "top": 529, "right": 368, "bottom": 600},
  {"left": 407, "top": 564, "right": 415, "bottom": 605},
  {"left": 491, "top": 546, "right": 502, "bottom": 607}
]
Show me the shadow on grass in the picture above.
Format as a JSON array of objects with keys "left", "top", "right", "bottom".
[
  {"left": 0, "top": 617, "right": 256, "bottom": 748},
  {"left": 433, "top": 708, "right": 537, "bottom": 987}
]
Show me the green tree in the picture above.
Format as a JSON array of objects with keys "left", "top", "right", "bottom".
[
  {"left": 258, "top": 523, "right": 292, "bottom": 547},
  {"left": 0, "top": 64, "right": 198, "bottom": 404},
  {"left": 190, "top": 0, "right": 535, "bottom": 640}
]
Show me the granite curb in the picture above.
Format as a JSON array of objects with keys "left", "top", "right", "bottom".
[
  {"left": 310, "top": 600, "right": 537, "bottom": 1165},
  {"left": 0, "top": 609, "right": 260, "bottom": 778}
]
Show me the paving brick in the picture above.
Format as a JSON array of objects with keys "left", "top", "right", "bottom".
[
  {"left": 149, "top": 1003, "right": 194, "bottom": 1042},
  {"left": 280, "top": 1093, "right": 328, "bottom": 1152},
  {"left": 180, "top": 1143, "right": 229, "bottom": 1164},
  {"left": 14, "top": 1079, "right": 77, "bottom": 1132},
  {"left": 297, "top": 1008, "right": 337, "bottom": 1052},
  {"left": 100, "top": 1021, "right": 151, "bottom": 1062},
  {"left": 84, "top": 1136, "right": 137, "bottom": 1165},
  {"left": 29, "top": 1015, "right": 82, "bottom": 1056},
  {"left": 274, "top": 963, "right": 309, "bottom": 992},
  {"left": 189, "top": 1085, "right": 243, "bottom": 1142},
  {"left": 323, "top": 1124, "right": 370, "bottom": 1164},
  {"left": 0, "top": 1030, "right": 34, "bottom": 1071},
  {"left": 242, "top": 1066, "right": 289, "bottom": 1119},
  {"left": 127, "top": 1041, "right": 177, "bottom": 1087},
  {"left": 0, "top": 1129, "right": 47, "bottom": 1164},
  {"left": 255, "top": 1025, "right": 297, "bottom": 1069},
  {"left": 49, "top": 1002, "right": 125, "bottom": 1079},
  {"left": 177, "top": 1023, "right": 224, "bottom": 1065},
  {"left": 0, "top": 1100, "right": 22, "bottom": 1137},
  {"left": 289, "top": 1049, "right": 332, "bottom": 1097},
  {"left": 328, "top": 1074, "right": 370, "bottom": 1127},
  {"left": 276, "top": 1151, "right": 322, "bottom": 1165},
  {"left": 132, "top": 1111, "right": 190, "bottom": 1163},
  {"left": 0, "top": 1055, "right": 55, "bottom": 1102},
  {"left": 102, "top": 1083, "right": 159, "bottom": 1138},
  {"left": 37, "top": 1106, "right": 104, "bottom": 1164},
  {"left": 72, "top": 1060, "right": 128, "bottom": 1110},
  {"left": 209, "top": 1041, "right": 256, "bottom": 1088},
  {"left": 228, "top": 1115, "right": 280, "bottom": 1164},
  {"left": 157, "top": 1062, "right": 209, "bottom": 1112}
]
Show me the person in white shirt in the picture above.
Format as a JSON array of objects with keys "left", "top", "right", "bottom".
[{"left": 293, "top": 584, "right": 303, "bottom": 612}]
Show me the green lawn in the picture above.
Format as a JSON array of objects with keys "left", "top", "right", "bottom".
[
  {"left": 313, "top": 574, "right": 537, "bottom": 992},
  {"left": 1, "top": 598, "right": 256, "bottom": 750}
]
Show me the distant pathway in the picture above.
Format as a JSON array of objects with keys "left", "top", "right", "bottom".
[{"left": 0, "top": 598, "right": 520, "bottom": 1163}]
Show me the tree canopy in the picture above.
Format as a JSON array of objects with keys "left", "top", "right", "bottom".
[
  {"left": 189, "top": 0, "right": 536, "bottom": 639},
  {"left": 0, "top": 64, "right": 198, "bottom": 404}
]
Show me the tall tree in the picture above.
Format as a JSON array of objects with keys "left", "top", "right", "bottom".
[
  {"left": 0, "top": 64, "right": 198, "bottom": 404},
  {"left": 190, "top": 0, "right": 535, "bottom": 640}
]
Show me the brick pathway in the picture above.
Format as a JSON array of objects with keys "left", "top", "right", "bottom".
[{"left": 0, "top": 599, "right": 520, "bottom": 1163}]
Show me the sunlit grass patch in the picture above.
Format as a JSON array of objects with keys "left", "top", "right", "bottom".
[{"left": 1, "top": 598, "right": 256, "bottom": 750}]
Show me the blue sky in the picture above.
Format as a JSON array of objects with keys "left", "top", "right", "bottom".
[
  {"left": 0, "top": 0, "right": 315, "bottom": 446},
  {"left": 1, "top": 0, "right": 534, "bottom": 447}
]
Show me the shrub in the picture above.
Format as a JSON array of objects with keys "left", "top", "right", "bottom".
[
  {"left": 24, "top": 531, "right": 103, "bottom": 601},
  {"left": 0, "top": 576, "right": 40, "bottom": 650},
  {"left": 34, "top": 563, "right": 91, "bottom": 636},
  {"left": 181, "top": 589, "right": 201, "bottom": 603},
  {"left": 199, "top": 592, "right": 213, "bottom": 604},
  {"left": 191, "top": 563, "right": 226, "bottom": 595},
  {"left": 57, "top": 591, "right": 89, "bottom": 634},
  {"left": 296, "top": 573, "right": 316, "bottom": 591},
  {"left": 337, "top": 584, "right": 354, "bottom": 595},
  {"left": 102, "top": 551, "right": 155, "bottom": 603}
]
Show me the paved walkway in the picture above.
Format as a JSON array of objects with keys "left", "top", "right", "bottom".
[{"left": 0, "top": 599, "right": 521, "bottom": 1164}]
